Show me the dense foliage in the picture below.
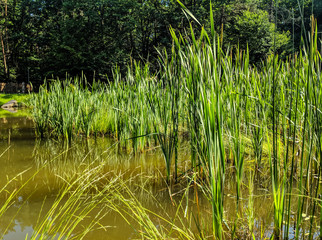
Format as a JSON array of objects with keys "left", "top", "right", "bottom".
[{"left": 0, "top": 0, "right": 320, "bottom": 85}]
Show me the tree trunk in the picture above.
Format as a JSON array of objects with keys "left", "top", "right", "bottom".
[
  {"left": 1, "top": 0, "right": 9, "bottom": 81},
  {"left": 0, "top": 28, "right": 8, "bottom": 81}
]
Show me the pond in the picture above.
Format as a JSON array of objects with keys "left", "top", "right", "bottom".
[{"left": 0, "top": 113, "right": 320, "bottom": 239}]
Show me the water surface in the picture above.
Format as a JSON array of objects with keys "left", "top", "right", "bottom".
[{"left": 0, "top": 114, "right": 320, "bottom": 239}]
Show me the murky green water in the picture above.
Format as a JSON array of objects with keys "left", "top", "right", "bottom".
[
  {"left": 0, "top": 113, "right": 320, "bottom": 239},
  {"left": 0, "top": 114, "right": 196, "bottom": 239}
]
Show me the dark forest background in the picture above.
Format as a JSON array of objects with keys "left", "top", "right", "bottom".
[{"left": 0, "top": 0, "right": 321, "bottom": 84}]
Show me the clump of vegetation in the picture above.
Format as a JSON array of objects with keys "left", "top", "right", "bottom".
[{"left": 27, "top": 13, "right": 322, "bottom": 238}]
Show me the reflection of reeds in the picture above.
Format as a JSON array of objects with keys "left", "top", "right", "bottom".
[{"left": 29, "top": 137, "right": 195, "bottom": 192}]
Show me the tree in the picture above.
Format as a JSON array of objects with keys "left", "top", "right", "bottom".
[
  {"left": 219, "top": 1, "right": 290, "bottom": 62},
  {"left": 0, "top": 0, "right": 313, "bottom": 84}
]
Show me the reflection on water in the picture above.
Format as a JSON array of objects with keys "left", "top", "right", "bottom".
[
  {"left": 2, "top": 220, "right": 33, "bottom": 240},
  {"left": 0, "top": 116, "right": 35, "bottom": 140},
  {"left": 0, "top": 115, "right": 320, "bottom": 239},
  {"left": 0, "top": 115, "right": 194, "bottom": 239}
]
